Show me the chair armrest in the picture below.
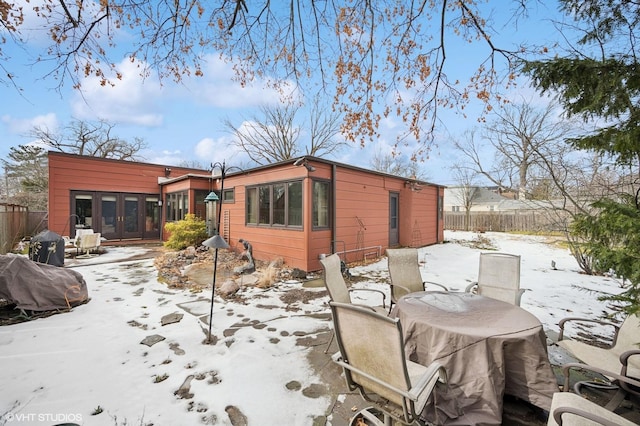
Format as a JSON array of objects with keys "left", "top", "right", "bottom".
[
  {"left": 620, "top": 349, "right": 640, "bottom": 379},
  {"left": 333, "top": 351, "right": 446, "bottom": 417},
  {"left": 561, "top": 362, "right": 640, "bottom": 393},
  {"left": 464, "top": 282, "right": 477, "bottom": 293},
  {"left": 391, "top": 284, "right": 412, "bottom": 299},
  {"left": 349, "top": 288, "right": 387, "bottom": 309},
  {"left": 515, "top": 288, "right": 526, "bottom": 306},
  {"left": 552, "top": 406, "right": 622, "bottom": 426},
  {"left": 408, "top": 362, "right": 447, "bottom": 414},
  {"left": 621, "top": 349, "right": 640, "bottom": 365},
  {"left": 558, "top": 317, "right": 620, "bottom": 342},
  {"left": 423, "top": 281, "right": 449, "bottom": 291}
]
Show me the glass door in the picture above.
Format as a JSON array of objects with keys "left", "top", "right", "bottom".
[
  {"left": 73, "top": 193, "right": 94, "bottom": 233},
  {"left": 389, "top": 192, "right": 399, "bottom": 246},
  {"left": 144, "top": 196, "right": 161, "bottom": 238},
  {"left": 122, "top": 195, "right": 142, "bottom": 239},
  {"left": 72, "top": 191, "right": 153, "bottom": 241},
  {"left": 100, "top": 194, "right": 118, "bottom": 240},
  {"left": 99, "top": 193, "right": 144, "bottom": 240}
]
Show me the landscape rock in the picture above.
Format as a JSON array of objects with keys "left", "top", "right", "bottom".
[
  {"left": 161, "top": 312, "right": 184, "bottom": 326},
  {"left": 291, "top": 268, "right": 308, "bottom": 279},
  {"left": 140, "top": 334, "right": 165, "bottom": 347},
  {"left": 218, "top": 280, "right": 240, "bottom": 297}
]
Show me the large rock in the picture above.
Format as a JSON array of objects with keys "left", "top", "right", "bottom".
[{"left": 218, "top": 279, "right": 240, "bottom": 297}]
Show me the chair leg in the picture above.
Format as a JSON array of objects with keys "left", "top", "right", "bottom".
[
  {"left": 604, "top": 387, "right": 628, "bottom": 411},
  {"left": 324, "top": 331, "right": 335, "bottom": 354}
]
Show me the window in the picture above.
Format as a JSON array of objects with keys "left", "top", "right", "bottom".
[
  {"left": 246, "top": 187, "right": 258, "bottom": 224},
  {"left": 313, "top": 180, "right": 330, "bottom": 228},
  {"left": 246, "top": 180, "right": 303, "bottom": 227},
  {"left": 222, "top": 188, "right": 234, "bottom": 202},
  {"left": 288, "top": 182, "right": 302, "bottom": 226},
  {"left": 74, "top": 194, "right": 93, "bottom": 228},
  {"left": 166, "top": 191, "right": 188, "bottom": 221},
  {"left": 259, "top": 186, "right": 271, "bottom": 224},
  {"left": 452, "top": 206, "right": 460, "bottom": 212},
  {"left": 273, "top": 184, "right": 285, "bottom": 225}
]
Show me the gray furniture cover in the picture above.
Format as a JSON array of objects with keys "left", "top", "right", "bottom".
[
  {"left": 392, "top": 291, "right": 559, "bottom": 425},
  {"left": 0, "top": 254, "right": 88, "bottom": 311}
]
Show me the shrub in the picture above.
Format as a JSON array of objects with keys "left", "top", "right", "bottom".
[{"left": 164, "top": 214, "right": 208, "bottom": 250}]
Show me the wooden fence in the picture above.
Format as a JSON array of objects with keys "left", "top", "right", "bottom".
[
  {"left": 0, "top": 204, "right": 48, "bottom": 254},
  {"left": 444, "top": 210, "right": 570, "bottom": 233}
]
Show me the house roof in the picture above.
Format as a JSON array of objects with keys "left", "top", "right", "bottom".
[
  {"left": 161, "top": 155, "right": 447, "bottom": 188},
  {"left": 226, "top": 156, "right": 446, "bottom": 187},
  {"left": 47, "top": 151, "right": 446, "bottom": 189}
]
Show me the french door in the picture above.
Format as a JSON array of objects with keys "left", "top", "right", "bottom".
[{"left": 71, "top": 191, "right": 160, "bottom": 240}]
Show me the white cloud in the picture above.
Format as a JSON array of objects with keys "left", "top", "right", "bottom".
[
  {"left": 1, "top": 113, "right": 58, "bottom": 134},
  {"left": 194, "top": 135, "right": 251, "bottom": 165},
  {"left": 70, "top": 59, "right": 164, "bottom": 126},
  {"left": 184, "top": 54, "right": 297, "bottom": 109}
]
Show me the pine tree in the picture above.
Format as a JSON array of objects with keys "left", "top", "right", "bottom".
[
  {"left": 523, "top": 0, "right": 640, "bottom": 315},
  {"left": 1, "top": 145, "right": 49, "bottom": 210}
]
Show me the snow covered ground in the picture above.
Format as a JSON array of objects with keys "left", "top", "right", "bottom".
[{"left": 0, "top": 231, "right": 628, "bottom": 425}]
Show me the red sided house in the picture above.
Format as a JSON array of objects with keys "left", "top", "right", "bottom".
[{"left": 48, "top": 152, "right": 445, "bottom": 271}]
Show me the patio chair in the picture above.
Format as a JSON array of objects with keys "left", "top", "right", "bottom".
[
  {"left": 557, "top": 314, "right": 640, "bottom": 409},
  {"left": 320, "top": 254, "right": 387, "bottom": 353},
  {"left": 547, "top": 391, "right": 637, "bottom": 426},
  {"left": 386, "top": 248, "right": 448, "bottom": 314},
  {"left": 76, "top": 232, "right": 101, "bottom": 258},
  {"left": 465, "top": 252, "right": 525, "bottom": 306},
  {"left": 547, "top": 362, "right": 640, "bottom": 425},
  {"left": 330, "top": 301, "right": 447, "bottom": 426}
]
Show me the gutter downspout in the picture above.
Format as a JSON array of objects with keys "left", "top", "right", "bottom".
[
  {"left": 436, "top": 187, "right": 441, "bottom": 243},
  {"left": 331, "top": 164, "right": 337, "bottom": 254}
]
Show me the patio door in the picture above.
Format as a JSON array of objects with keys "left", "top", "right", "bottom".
[
  {"left": 389, "top": 192, "right": 399, "bottom": 246},
  {"left": 72, "top": 191, "right": 159, "bottom": 240},
  {"left": 100, "top": 193, "right": 144, "bottom": 240}
]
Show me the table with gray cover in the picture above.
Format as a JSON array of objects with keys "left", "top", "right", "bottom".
[{"left": 392, "top": 291, "right": 558, "bottom": 425}]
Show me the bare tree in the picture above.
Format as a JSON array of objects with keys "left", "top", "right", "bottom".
[
  {"left": 224, "top": 100, "right": 345, "bottom": 165},
  {"left": 450, "top": 166, "right": 479, "bottom": 231},
  {"left": 2, "top": 1, "right": 539, "bottom": 154},
  {"left": 369, "top": 150, "right": 429, "bottom": 180},
  {"left": 454, "top": 102, "right": 572, "bottom": 200},
  {"left": 30, "top": 119, "right": 147, "bottom": 160}
]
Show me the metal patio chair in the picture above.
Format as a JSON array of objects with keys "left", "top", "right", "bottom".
[
  {"left": 547, "top": 362, "right": 640, "bottom": 425},
  {"left": 548, "top": 390, "right": 638, "bottom": 426},
  {"left": 320, "top": 253, "right": 387, "bottom": 353},
  {"left": 465, "top": 252, "right": 525, "bottom": 306},
  {"left": 330, "top": 301, "right": 447, "bottom": 426},
  {"left": 386, "top": 248, "right": 448, "bottom": 314},
  {"left": 557, "top": 314, "right": 640, "bottom": 410}
]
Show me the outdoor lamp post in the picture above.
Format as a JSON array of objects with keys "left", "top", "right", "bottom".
[
  {"left": 201, "top": 160, "right": 241, "bottom": 344},
  {"left": 202, "top": 233, "right": 229, "bottom": 344}
]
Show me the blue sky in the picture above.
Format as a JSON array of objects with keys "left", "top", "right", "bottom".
[{"left": 0, "top": 2, "right": 565, "bottom": 186}]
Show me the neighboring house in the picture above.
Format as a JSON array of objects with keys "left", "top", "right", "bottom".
[
  {"left": 445, "top": 186, "right": 556, "bottom": 213},
  {"left": 48, "top": 152, "right": 445, "bottom": 271},
  {"left": 445, "top": 186, "right": 508, "bottom": 212}
]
